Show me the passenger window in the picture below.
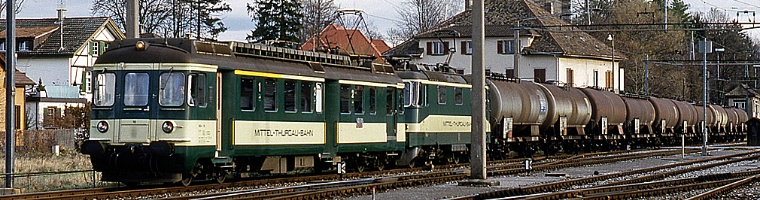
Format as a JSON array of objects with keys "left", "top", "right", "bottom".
[
  {"left": 125, "top": 73, "right": 149, "bottom": 106},
  {"left": 340, "top": 84, "right": 351, "bottom": 114},
  {"left": 301, "top": 82, "right": 313, "bottom": 113},
  {"left": 263, "top": 78, "right": 277, "bottom": 111},
  {"left": 386, "top": 89, "right": 393, "bottom": 115},
  {"left": 188, "top": 74, "right": 206, "bottom": 107},
  {"left": 240, "top": 78, "right": 255, "bottom": 111},
  {"left": 284, "top": 80, "right": 296, "bottom": 112},
  {"left": 315, "top": 83, "right": 323, "bottom": 113},
  {"left": 369, "top": 88, "right": 376, "bottom": 114},
  {"left": 354, "top": 85, "right": 364, "bottom": 114},
  {"left": 455, "top": 87, "right": 463, "bottom": 105},
  {"left": 93, "top": 73, "right": 115, "bottom": 107},
  {"left": 438, "top": 85, "right": 447, "bottom": 104}
]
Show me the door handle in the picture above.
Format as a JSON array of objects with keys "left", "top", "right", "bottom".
[{"left": 143, "top": 106, "right": 150, "bottom": 112}]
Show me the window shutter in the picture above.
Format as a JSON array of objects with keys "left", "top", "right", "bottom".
[
  {"left": 100, "top": 41, "right": 107, "bottom": 54},
  {"left": 426, "top": 42, "right": 432, "bottom": 55},
  {"left": 497, "top": 41, "right": 504, "bottom": 54},
  {"left": 443, "top": 42, "right": 449, "bottom": 54},
  {"left": 461, "top": 41, "right": 466, "bottom": 54}
]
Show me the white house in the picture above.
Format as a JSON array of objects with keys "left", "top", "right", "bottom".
[
  {"left": 385, "top": 0, "right": 625, "bottom": 93},
  {"left": 0, "top": 10, "right": 125, "bottom": 129}
]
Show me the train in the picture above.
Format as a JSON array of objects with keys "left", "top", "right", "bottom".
[{"left": 79, "top": 38, "right": 748, "bottom": 186}]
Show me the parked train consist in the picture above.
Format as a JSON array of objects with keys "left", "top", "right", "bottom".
[{"left": 80, "top": 38, "right": 748, "bottom": 185}]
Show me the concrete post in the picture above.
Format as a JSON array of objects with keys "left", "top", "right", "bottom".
[{"left": 470, "top": 0, "right": 486, "bottom": 180}]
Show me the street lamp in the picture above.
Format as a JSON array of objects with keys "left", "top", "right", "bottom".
[{"left": 607, "top": 34, "right": 615, "bottom": 92}]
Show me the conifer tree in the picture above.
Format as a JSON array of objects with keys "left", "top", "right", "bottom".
[{"left": 247, "top": 0, "right": 304, "bottom": 43}]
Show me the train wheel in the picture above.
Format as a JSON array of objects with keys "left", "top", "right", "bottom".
[
  {"left": 181, "top": 173, "right": 193, "bottom": 186},
  {"left": 215, "top": 170, "right": 226, "bottom": 184}
]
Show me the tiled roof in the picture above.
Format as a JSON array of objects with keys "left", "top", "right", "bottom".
[
  {"left": 383, "top": 38, "right": 422, "bottom": 57},
  {"left": 0, "top": 17, "right": 125, "bottom": 56},
  {"left": 389, "top": 0, "right": 624, "bottom": 60},
  {"left": 0, "top": 26, "right": 58, "bottom": 38},
  {"left": 300, "top": 24, "right": 388, "bottom": 63},
  {"left": 372, "top": 39, "right": 391, "bottom": 54},
  {"left": 15, "top": 70, "right": 35, "bottom": 86}
]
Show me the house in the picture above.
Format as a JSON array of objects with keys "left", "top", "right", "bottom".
[
  {"left": 0, "top": 10, "right": 126, "bottom": 100},
  {"left": 0, "top": 54, "right": 36, "bottom": 131},
  {"left": 26, "top": 85, "right": 87, "bottom": 129},
  {"left": 385, "top": 0, "right": 625, "bottom": 93},
  {"left": 725, "top": 84, "right": 759, "bottom": 119},
  {"left": 301, "top": 24, "right": 391, "bottom": 63},
  {"left": 0, "top": 9, "right": 125, "bottom": 129}
]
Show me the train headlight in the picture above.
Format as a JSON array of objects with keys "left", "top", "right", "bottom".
[
  {"left": 162, "top": 121, "right": 174, "bottom": 133},
  {"left": 96, "top": 121, "right": 108, "bottom": 133},
  {"left": 135, "top": 41, "right": 148, "bottom": 51}
]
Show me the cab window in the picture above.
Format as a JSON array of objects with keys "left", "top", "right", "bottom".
[
  {"left": 124, "top": 73, "right": 149, "bottom": 106},
  {"left": 159, "top": 72, "right": 186, "bottom": 106},
  {"left": 240, "top": 77, "right": 255, "bottom": 111},
  {"left": 263, "top": 78, "right": 277, "bottom": 111},
  {"left": 93, "top": 73, "right": 115, "bottom": 106}
]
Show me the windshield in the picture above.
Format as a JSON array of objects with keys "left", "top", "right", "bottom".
[
  {"left": 403, "top": 82, "right": 419, "bottom": 107},
  {"left": 124, "top": 73, "right": 150, "bottom": 106},
  {"left": 159, "top": 72, "right": 186, "bottom": 106},
  {"left": 93, "top": 73, "right": 115, "bottom": 106}
]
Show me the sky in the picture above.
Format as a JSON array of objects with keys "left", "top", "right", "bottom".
[{"left": 13, "top": 0, "right": 760, "bottom": 43}]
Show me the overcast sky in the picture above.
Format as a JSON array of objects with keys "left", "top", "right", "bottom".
[{"left": 14, "top": 0, "right": 760, "bottom": 43}]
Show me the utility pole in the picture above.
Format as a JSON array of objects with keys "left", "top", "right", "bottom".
[
  {"left": 4, "top": 0, "right": 15, "bottom": 188},
  {"left": 513, "top": 21, "right": 520, "bottom": 80},
  {"left": 700, "top": 38, "right": 712, "bottom": 156},
  {"left": 470, "top": 0, "right": 486, "bottom": 180},
  {"left": 645, "top": 54, "right": 649, "bottom": 96},
  {"left": 126, "top": 0, "right": 139, "bottom": 38}
]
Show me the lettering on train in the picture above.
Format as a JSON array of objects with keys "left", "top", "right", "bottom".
[
  {"left": 254, "top": 129, "right": 315, "bottom": 137},
  {"left": 443, "top": 120, "right": 471, "bottom": 127}
]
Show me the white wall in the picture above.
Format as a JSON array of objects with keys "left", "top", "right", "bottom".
[
  {"left": 17, "top": 58, "right": 70, "bottom": 86},
  {"left": 416, "top": 37, "right": 533, "bottom": 75}
]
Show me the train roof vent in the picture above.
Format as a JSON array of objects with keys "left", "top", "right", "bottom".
[
  {"left": 308, "top": 62, "right": 325, "bottom": 73},
  {"left": 195, "top": 41, "right": 232, "bottom": 56}
]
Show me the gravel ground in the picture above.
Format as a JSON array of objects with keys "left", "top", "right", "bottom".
[{"left": 347, "top": 147, "right": 759, "bottom": 200}]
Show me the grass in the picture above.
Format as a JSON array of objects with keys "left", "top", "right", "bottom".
[{"left": 0, "top": 149, "right": 117, "bottom": 193}]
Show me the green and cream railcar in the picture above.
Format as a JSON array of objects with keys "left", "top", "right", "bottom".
[
  {"left": 82, "top": 38, "right": 407, "bottom": 185},
  {"left": 396, "top": 68, "right": 488, "bottom": 166}
]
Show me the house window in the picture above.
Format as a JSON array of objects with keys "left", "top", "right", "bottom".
[
  {"left": 90, "top": 41, "right": 100, "bottom": 56},
  {"left": 461, "top": 41, "right": 472, "bottom": 55},
  {"left": 566, "top": 68, "right": 574, "bottom": 86},
  {"left": 734, "top": 100, "right": 746, "bottom": 109},
  {"left": 498, "top": 40, "right": 515, "bottom": 54},
  {"left": 18, "top": 41, "right": 30, "bottom": 51},
  {"left": 426, "top": 41, "right": 448, "bottom": 55},
  {"left": 0, "top": 41, "right": 5, "bottom": 51},
  {"left": 534, "top": 69, "right": 546, "bottom": 83},
  {"left": 505, "top": 69, "right": 515, "bottom": 78},
  {"left": 593, "top": 71, "right": 599, "bottom": 88}
]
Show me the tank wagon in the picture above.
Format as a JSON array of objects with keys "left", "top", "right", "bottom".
[{"left": 78, "top": 38, "right": 749, "bottom": 185}]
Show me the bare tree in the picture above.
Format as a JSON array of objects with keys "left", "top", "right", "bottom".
[
  {"left": 0, "top": 0, "right": 25, "bottom": 17},
  {"left": 387, "top": 0, "right": 462, "bottom": 41},
  {"left": 300, "top": 0, "right": 337, "bottom": 43},
  {"left": 92, "top": 0, "right": 230, "bottom": 39}
]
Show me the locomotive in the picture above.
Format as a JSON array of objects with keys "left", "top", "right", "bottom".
[{"left": 80, "top": 38, "right": 748, "bottom": 185}]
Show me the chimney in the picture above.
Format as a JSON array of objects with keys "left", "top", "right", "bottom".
[
  {"left": 56, "top": 7, "right": 66, "bottom": 21},
  {"left": 126, "top": 0, "right": 139, "bottom": 38},
  {"left": 465, "top": 0, "right": 472, "bottom": 10}
]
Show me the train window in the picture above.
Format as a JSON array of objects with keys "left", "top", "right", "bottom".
[
  {"left": 455, "top": 87, "right": 463, "bottom": 105},
  {"left": 301, "top": 82, "right": 313, "bottom": 113},
  {"left": 340, "top": 85, "right": 351, "bottom": 114},
  {"left": 124, "top": 73, "right": 149, "bottom": 107},
  {"left": 369, "top": 88, "right": 376, "bottom": 114},
  {"left": 386, "top": 89, "right": 393, "bottom": 115},
  {"left": 354, "top": 85, "right": 364, "bottom": 114},
  {"left": 159, "top": 72, "right": 186, "bottom": 107},
  {"left": 263, "top": 78, "right": 277, "bottom": 111},
  {"left": 188, "top": 74, "right": 207, "bottom": 107},
  {"left": 240, "top": 78, "right": 255, "bottom": 111},
  {"left": 284, "top": 80, "right": 296, "bottom": 112},
  {"left": 403, "top": 81, "right": 420, "bottom": 107},
  {"left": 315, "top": 83, "right": 323, "bottom": 113},
  {"left": 93, "top": 73, "right": 115, "bottom": 106},
  {"left": 437, "top": 85, "right": 447, "bottom": 104}
]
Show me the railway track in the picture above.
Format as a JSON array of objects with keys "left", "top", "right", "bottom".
[
  {"left": 453, "top": 150, "right": 760, "bottom": 199},
  {"left": 4, "top": 148, "right": 724, "bottom": 199}
]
